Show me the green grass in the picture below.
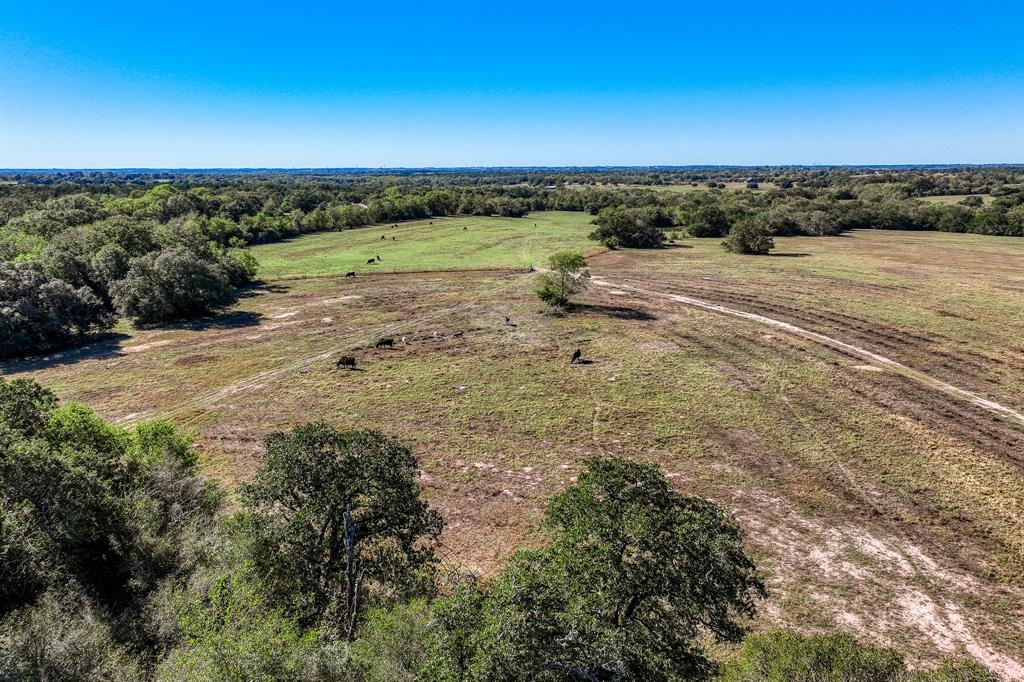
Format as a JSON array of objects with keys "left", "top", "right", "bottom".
[{"left": 250, "top": 211, "right": 603, "bottom": 279}]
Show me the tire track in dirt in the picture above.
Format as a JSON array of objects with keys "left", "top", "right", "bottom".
[{"left": 591, "top": 278, "right": 1024, "bottom": 428}]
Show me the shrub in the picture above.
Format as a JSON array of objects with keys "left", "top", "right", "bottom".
[
  {"left": 686, "top": 205, "right": 732, "bottom": 237},
  {"left": 535, "top": 251, "right": 590, "bottom": 308},
  {"left": 155, "top": 571, "right": 322, "bottom": 682},
  {"left": 0, "top": 261, "right": 115, "bottom": 359},
  {"left": 722, "top": 217, "right": 775, "bottom": 255},
  {"left": 110, "top": 247, "right": 235, "bottom": 325},
  {"left": 588, "top": 207, "right": 666, "bottom": 248},
  {"left": 0, "top": 380, "right": 221, "bottom": 619},
  {"left": 717, "top": 630, "right": 998, "bottom": 682},
  {"left": 349, "top": 599, "right": 433, "bottom": 682},
  {"left": 0, "top": 591, "right": 143, "bottom": 682}
]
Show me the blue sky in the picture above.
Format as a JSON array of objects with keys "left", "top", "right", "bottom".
[{"left": 1, "top": 0, "right": 1022, "bottom": 167}]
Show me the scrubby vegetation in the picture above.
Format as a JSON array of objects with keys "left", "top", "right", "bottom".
[
  {"left": 536, "top": 251, "right": 590, "bottom": 308},
  {"left": 0, "top": 376, "right": 1001, "bottom": 680}
]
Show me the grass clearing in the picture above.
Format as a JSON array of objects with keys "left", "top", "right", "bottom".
[{"left": 250, "top": 211, "right": 603, "bottom": 279}]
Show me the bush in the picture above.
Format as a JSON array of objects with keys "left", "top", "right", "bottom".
[
  {"left": 722, "top": 217, "right": 775, "bottom": 255},
  {"left": 0, "top": 591, "right": 143, "bottom": 682},
  {"left": 535, "top": 251, "right": 590, "bottom": 308},
  {"left": 588, "top": 207, "right": 666, "bottom": 248},
  {"left": 0, "top": 379, "right": 221, "bottom": 619},
  {"left": 110, "top": 247, "right": 236, "bottom": 325},
  {"left": 348, "top": 599, "right": 433, "bottom": 682},
  {"left": 155, "top": 571, "right": 322, "bottom": 682},
  {"left": 717, "top": 630, "right": 998, "bottom": 682},
  {"left": 0, "top": 261, "right": 114, "bottom": 359},
  {"left": 686, "top": 205, "right": 732, "bottom": 237}
]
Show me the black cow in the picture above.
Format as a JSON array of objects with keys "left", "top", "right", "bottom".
[
  {"left": 381, "top": 235, "right": 385, "bottom": 240},
  {"left": 346, "top": 271, "right": 356, "bottom": 278},
  {"left": 376, "top": 255, "right": 382, "bottom": 261},
  {"left": 336, "top": 356, "right": 357, "bottom": 369},
  {"left": 367, "top": 258, "right": 376, "bottom": 265},
  {"left": 570, "top": 348, "right": 581, "bottom": 364},
  {"left": 376, "top": 337, "right": 394, "bottom": 349}
]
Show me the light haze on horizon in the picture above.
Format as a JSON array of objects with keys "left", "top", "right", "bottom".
[{"left": 1, "top": 0, "right": 1022, "bottom": 168}]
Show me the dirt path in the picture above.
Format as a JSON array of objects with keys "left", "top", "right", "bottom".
[{"left": 591, "top": 278, "right": 1024, "bottom": 428}]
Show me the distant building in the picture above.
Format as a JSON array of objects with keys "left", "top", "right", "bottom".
[{"left": 545, "top": 184, "right": 557, "bottom": 189}]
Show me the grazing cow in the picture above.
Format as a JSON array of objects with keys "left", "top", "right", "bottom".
[
  {"left": 367, "top": 258, "right": 376, "bottom": 265},
  {"left": 392, "top": 236, "right": 396, "bottom": 241},
  {"left": 381, "top": 235, "right": 385, "bottom": 240},
  {"left": 376, "top": 337, "right": 394, "bottom": 349},
  {"left": 463, "top": 226, "right": 467, "bottom": 230},
  {"left": 429, "top": 221, "right": 433, "bottom": 225},
  {"left": 570, "top": 348, "right": 581, "bottom": 364},
  {"left": 336, "top": 356, "right": 357, "bottom": 369},
  {"left": 346, "top": 271, "right": 356, "bottom": 278},
  {"left": 376, "top": 255, "right": 382, "bottom": 261}
]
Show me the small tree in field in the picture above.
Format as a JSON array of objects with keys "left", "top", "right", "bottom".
[
  {"left": 722, "top": 216, "right": 775, "bottom": 255},
  {"left": 536, "top": 251, "right": 589, "bottom": 308}
]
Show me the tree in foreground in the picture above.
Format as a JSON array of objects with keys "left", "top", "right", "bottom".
[
  {"left": 722, "top": 216, "right": 775, "bottom": 255},
  {"left": 428, "top": 456, "right": 765, "bottom": 681},
  {"left": 241, "top": 424, "right": 443, "bottom": 640},
  {"left": 536, "top": 251, "right": 590, "bottom": 308}
]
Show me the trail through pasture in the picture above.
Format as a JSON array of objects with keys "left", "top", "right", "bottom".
[{"left": 591, "top": 278, "right": 1024, "bottom": 427}]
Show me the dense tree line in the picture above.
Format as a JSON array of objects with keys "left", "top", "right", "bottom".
[{"left": 0, "top": 377, "right": 999, "bottom": 681}]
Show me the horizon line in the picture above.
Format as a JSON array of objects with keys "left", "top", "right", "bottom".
[{"left": 4, "top": 163, "right": 1024, "bottom": 173}]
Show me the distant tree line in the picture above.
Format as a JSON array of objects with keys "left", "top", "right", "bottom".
[{"left": 0, "top": 376, "right": 998, "bottom": 680}]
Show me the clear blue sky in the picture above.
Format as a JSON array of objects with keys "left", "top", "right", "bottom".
[{"left": 2, "top": 0, "right": 1022, "bottom": 167}]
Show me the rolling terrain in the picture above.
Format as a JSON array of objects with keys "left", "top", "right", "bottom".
[{"left": 4, "top": 218, "right": 1023, "bottom": 677}]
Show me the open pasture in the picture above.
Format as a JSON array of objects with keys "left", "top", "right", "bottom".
[
  {"left": 4, "top": 223, "right": 1024, "bottom": 676},
  {"left": 250, "top": 210, "right": 602, "bottom": 279}
]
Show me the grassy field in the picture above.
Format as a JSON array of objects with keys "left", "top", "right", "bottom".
[
  {"left": 4, "top": 221, "right": 1023, "bottom": 676},
  {"left": 250, "top": 211, "right": 602, "bottom": 279}
]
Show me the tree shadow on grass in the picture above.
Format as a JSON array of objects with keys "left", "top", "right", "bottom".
[
  {"left": 238, "top": 282, "right": 290, "bottom": 298},
  {"left": 570, "top": 303, "right": 657, "bottom": 321},
  {"left": 159, "top": 310, "right": 264, "bottom": 331},
  {"left": 1, "top": 332, "right": 132, "bottom": 373}
]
